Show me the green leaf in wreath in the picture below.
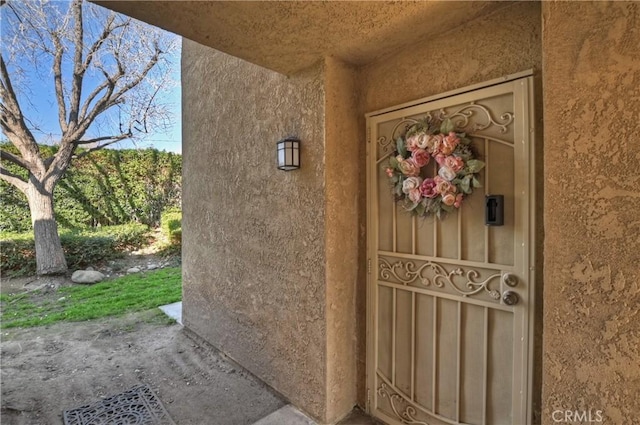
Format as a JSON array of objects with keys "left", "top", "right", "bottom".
[
  {"left": 397, "top": 137, "right": 407, "bottom": 158},
  {"left": 428, "top": 198, "right": 441, "bottom": 213},
  {"left": 394, "top": 182, "right": 403, "bottom": 196},
  {"left": 389, "top": 156, "right": 399, "bottom": 169},
  {"left": 472, "top": 176, "right": 482, "bottom": 188},
  {"left": 465, "top": 159, "right": 485, "bottom": 173},
  {"left": 440, "top": 118, "right": 455, "bottom": 134},
  {"left": 415, "top": 202, "right": 426, "bottom": 216},
  {"left": 460, "top": 175, "right": 472, "bottom": 194}
]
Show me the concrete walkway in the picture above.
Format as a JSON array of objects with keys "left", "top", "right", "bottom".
[
  {"left": 158, "top": 301, "right": 182, "bottom": 325},
  {"left": 252, "top": 404, "right": 317, "bottom": 425}
]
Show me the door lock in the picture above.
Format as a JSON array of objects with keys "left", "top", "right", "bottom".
[{"left": 502, "top": 291, "right": 519, "bottom": 306}]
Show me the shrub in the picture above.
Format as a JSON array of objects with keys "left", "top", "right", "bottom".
[
  {"left": 0, "top": 238, "right": 36, "bottom": 276},
  {"left": 0, "top": 144, "right": 182, "bottom": 231},
  {"left": 74, "top": 223, "right": 150, "bottom": 250},
  {"left": 160, "top": 208, "right": 181, "bottom": 244},
  {"left": 0, "top": 223, "right": 150, "bottom": 276}
]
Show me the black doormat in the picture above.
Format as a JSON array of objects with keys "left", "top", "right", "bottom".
[{"left": 62, "top": 384, "right": 175, "bottom": 425}]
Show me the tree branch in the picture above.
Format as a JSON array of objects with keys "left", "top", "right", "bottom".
[
  {"left": 74, "top": 134, "right": 131, "bottom": 159},
  {"left": 70, "top": 45, "right": 161, "bottom": 142},
  {"left": 52, "top": 33, "right": 68, "bottom": 134},
  {"left": 78, "top": 65, "right": 123, "bottom": 122},
  {"left": 67, "top": 0, "right": 84, "bottom": 131},
  {"left": 0, "top": 149, "right": 29, "bottom": 170},
  {"left": 0, "top": 164, "right": 28, "bottom": 193},
  {"left": 0, "top": 53, "right": 45, "bottom": 173},
  {"left": 81, "top": 16, "right": 128, "bottom": 72},
  {"left": 112, "top": 44, "right": 161, "bottom": 101},
  {"left": 75, "top": 133, "right": 131, "bottom": 146}
]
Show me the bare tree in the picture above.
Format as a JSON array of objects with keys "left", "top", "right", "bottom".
[{"left": 0, "top": 0, "right": 176, "bottom": 274}]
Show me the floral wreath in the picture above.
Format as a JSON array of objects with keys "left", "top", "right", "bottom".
[{"left": 385, "top": 118, "right": 485, "bottom": 219}]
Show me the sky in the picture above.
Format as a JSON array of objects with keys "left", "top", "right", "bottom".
[{"left": 1, "top": 1, "right": 183, "bottom": 154}]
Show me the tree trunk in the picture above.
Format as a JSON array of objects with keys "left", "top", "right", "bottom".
[{"left": 25, "top": 183, "right": 67, "bottom": 275}]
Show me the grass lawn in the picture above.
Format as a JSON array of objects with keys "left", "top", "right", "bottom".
[{"left": 0, "top": 267, "right": 181, "bottom": 329}]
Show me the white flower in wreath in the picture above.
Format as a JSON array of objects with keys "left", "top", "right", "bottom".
[
  {"left": 402, "top": 176, "right": 423, "bottom": 194},
  {"left": 438, "top": 165, "right": 457, "bottom": 182},
  {"left": 416, "top": 133, "right": 430, "bottom": 150}
]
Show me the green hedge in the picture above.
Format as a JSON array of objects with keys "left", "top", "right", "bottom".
[
  {"left": 0, "top": 224, "right": 149, "bottom": 276},
  {"left": 0, "top": 144, "right": 182, "bottom": 232},
  {"left": 160, "top": 208, "right": 182, "bottom": 244}
]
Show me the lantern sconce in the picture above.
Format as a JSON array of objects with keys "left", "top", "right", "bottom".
[{"left": 276, "top": 137, "right": 300, "bottom": 171}]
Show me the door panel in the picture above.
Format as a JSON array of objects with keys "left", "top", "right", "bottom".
[{"left": 367, "top": 77, "right": 535, "bottom": 425}]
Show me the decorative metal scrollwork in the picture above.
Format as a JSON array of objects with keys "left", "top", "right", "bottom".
[
  {"left": 436, "top": 102, "right": 514, "bottom": 134},
  {"left": 379, "top": 258, "right": 503, "bottom": 299},
  {"left": 377, "top": 118, "right": 420, "bottom": 154},
  {"left": 377, "top": 102, "right": 513, "bottom": 157},
  {"left": 378, "top": 383, "right": 430, "bottom": 425}
]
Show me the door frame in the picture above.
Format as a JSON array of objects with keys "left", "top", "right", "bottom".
[{"left": 365, "top": 70, "right": 537, "bottom": 424}]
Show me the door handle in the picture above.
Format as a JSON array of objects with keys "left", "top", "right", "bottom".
[{"left": 502, "top": 291, "right": 519, "bottom": 306}]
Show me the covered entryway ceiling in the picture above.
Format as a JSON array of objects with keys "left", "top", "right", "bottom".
[{"left": 94, "top": 1, "right": 508, "bottom": 75}]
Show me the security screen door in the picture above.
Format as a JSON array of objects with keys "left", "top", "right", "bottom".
[{"left": 366, "top": 75, "right": 535, "bottom": 425}]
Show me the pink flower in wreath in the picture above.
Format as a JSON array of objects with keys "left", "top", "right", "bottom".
[
  {"left": 398, "top": 158, "right": 420, "bottom": 176},
  {"left": 420, "top": 178, "right": 438, "bottom": 198},
  {"left": 444, "top": 155, "right": 465, "bottom": 172},
  {"left": 440, "top": 132, "right": 460, "bottom": 155},
  {"left": 408, "top": 189, "right": 422, "bottom": 204},
  {"left": 405, "top": 134, "right": 420, "bottom": 152},
  {"left": 454, "top": 193, "right": 464, "bottom": 208},
  {"left": 385, "top": 167, "right": 394, "bottom": 177},
  {"left": 426, "top": 134, "right": 443, "bottom": 154},
  {"left": 442, "top": 193, "right": 457, "bottom": 206},
  {"left": 411, "top": 148, "right": 430, "bottom": 167},
  {"left": 434, "top": 176, "right": 454, "bottom": 194}
]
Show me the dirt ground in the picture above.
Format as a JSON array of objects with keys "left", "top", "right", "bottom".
[{"left": 0, "top": 253, "right": 286, "bottom": 425}]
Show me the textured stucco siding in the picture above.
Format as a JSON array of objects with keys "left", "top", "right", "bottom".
[
  {"left": 359, "top": 2, "right": 542, "bottom": 111},
  {"left": 357, "top": 1, "right": 544, "bottom": 417},
  {"left": 323, "top": 56, "right": 361, "bottom": 422},
  {"left": 181, "top": 40, "right": 328, "bottom": 420},
  {"left": 175, "top": 1, "right": 640, "bottom": 424},
  {"left": 541, "top": 2, "right": 640, "bottom": 423}
]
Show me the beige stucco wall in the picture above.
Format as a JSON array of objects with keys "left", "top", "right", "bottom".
[
  {"left": 179, "top": 2, "right": 640, "bottom": 424},
  {"left": 541, "top": 2, "right": 640, "bottom": 423},
  {"left": 182, "top": 43, "right": 362, "bottom": 423},
  {"left": 356, "top": 0, "right": 544, "bottom": 417},
  {"left": 323, "top": 56, "right": 361, "bottom": 422},
  {"left": 181, "top": 40, "right": 329, "bottom": 420},
  {"left": 359, "top": 2, "right": 542, "bottom": 111}
]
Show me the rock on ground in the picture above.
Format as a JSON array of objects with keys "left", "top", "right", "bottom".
[{"left": 71, "top": 270, "right": 105, "bottom": 284}]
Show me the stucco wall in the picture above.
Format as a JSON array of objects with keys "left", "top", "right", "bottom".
[
  {"left": 181, "top": 40, "right": 328, "bottom": 420},
  {"left": 356, "top": 0, "right": 544, "bottom": 417},
  {"left": 323, "top": 56, "right": 361, "bottom": 422},
  {"left": 359, "top": 2, "right": 542, "bottom": 111},
  {"left": 541, "top": 2, "right": 640, "bottom": 423}
]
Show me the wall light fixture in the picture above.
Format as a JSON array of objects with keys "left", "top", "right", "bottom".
[{"left": 276, "top": 137, "right": 300, "bottom": 171}]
